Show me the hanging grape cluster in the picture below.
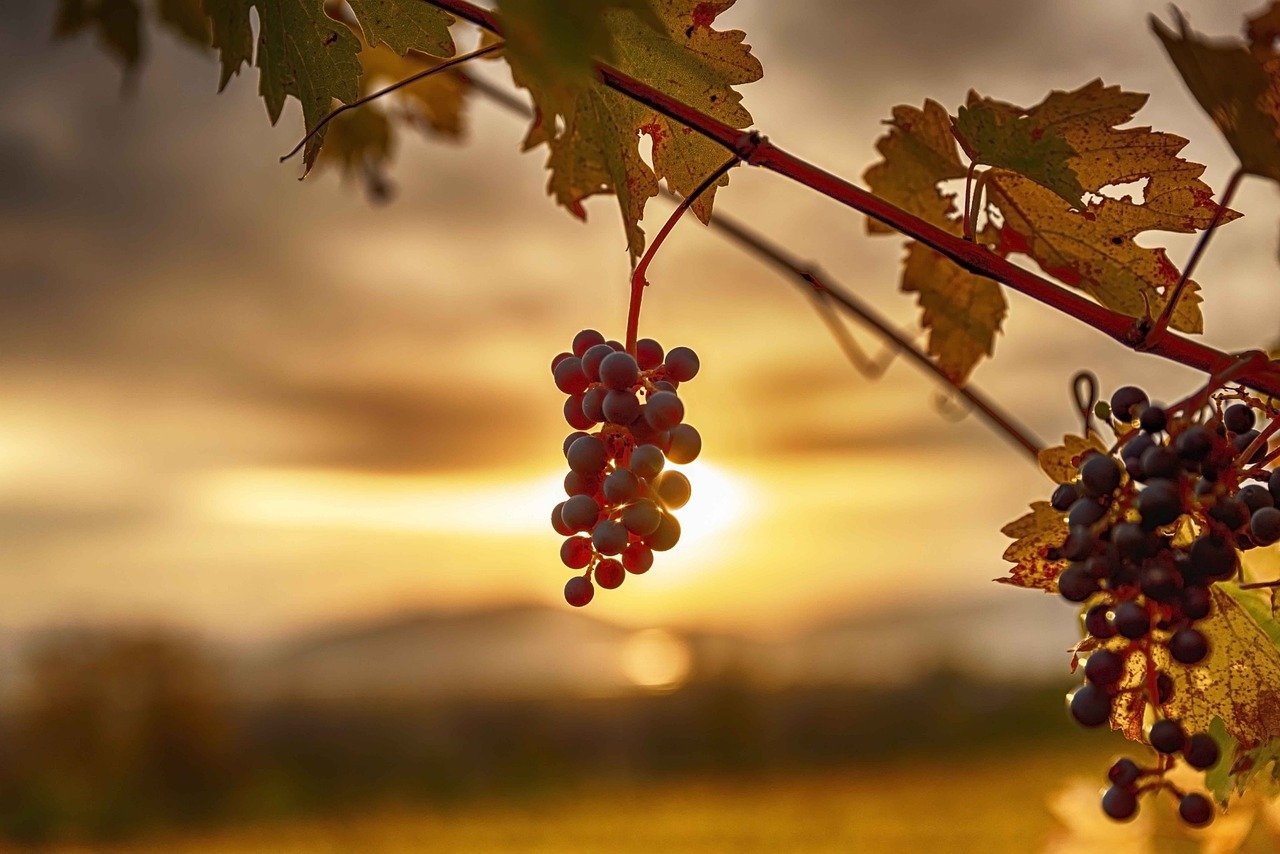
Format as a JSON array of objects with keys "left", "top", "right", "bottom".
[
  {"left": 1053, "top": 385, "right": 1280, "bottom": 827},
  {"left": 549, "top": 329, "right": 702, "bottom": 607}
]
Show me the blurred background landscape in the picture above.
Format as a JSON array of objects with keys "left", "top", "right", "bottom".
[{"left": 5, "top": 0, "right": 1280, "bottom": 849}]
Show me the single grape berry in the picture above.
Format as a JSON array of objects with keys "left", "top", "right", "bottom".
[
  {"left": 1178, "top": 793, "right": 1213, "bottom": 827},
  {"left": 1187, "top": 535, "right": 1237, "bottom": 582},
  {"left": 1102, "top": 785, "right": 1139, "bottom": 821},
  {"left": 551, "top": 352, "right": 573, "bottom": 373},
  {"left": 1139, "top": 405, "right": 1167, "bottom": 434},
  {"left": 629, "top": 444, "right": 665, "bottom": 480},
  {"left": 1068, "top": 498, "right": 1107, "bottom": 528},
  {"left": 1061, "top": 526, "right": 1096, "bottom": 561},
  {"left": 1057, "top": 563, "right": 1098, "bottom": 602},
  {"left": 655, "top": 470, "right": 692, "bottom": 510},
  {"left": 1149, "top": 719, "right": 1186, "bottom": 754},
  {"left": 1051, "top": 482, "right": 1081, "bottom": 512},
  {"left": 1081, "top": 455, "right": 1123, "bottom": 497},
  {"left": 1113, "top": 601, "right": 1150, "bottom": 639},
  {"left": 564, "top": 394, "right": 594, "bottom": 430},
  {"left": 594, "top": 558, "right": 625, "bottom": 590},
  {"left": 621, "top": 498, "right": 662, "bottom": 536},
  {"left": 567, "top": 435, "right": 608, "bottom": 475},
  {"left": 1184, "top": 733, "right": 1220, "bottom": 770},
  {"left": 581, "top": 386, "right": 606, "bottom": 423},
  {"left": 1112, "top": 523, "right": 1152, "bottom": 560},
  {"left": 554, "top": 357, "right": 590, "bottom": 395},
  {"left": 665, "top": 423, "right": 702, "bottom": 464},
  {"left": 592, "top": 519, "right": 629, "bottom": 556},
  {"left": 564, "top": 575, "right": 595, "bottom": 607},
  {"left": 1180, "top": 585, "right": 1212, "bottom": 620},
  {"left": 644, "top": 391, "right": 685, "bottom": 431},
  {"left": 603, "top": 390, "right": 641, "bottom": 425},
  {"left": 1139, "top": 446, "right": 1179, "bottom": 480},
  {"left": 664, "top": 346, "right": 700, "bottom": 381},
  {"left": 1084, "top": 649, "right": 1125, "bottom": 687},
  {"left": 1174, "top": 424, "right": 1213, "bottom": 462},
  {"left": 564, "top": 470, "right": 597, "bottom": 497},
  {"left": 1169, "top": 627, "right": 1209, "bottom": 665},
  {"left": 1269, "top": 468, "right": 1280, "bottom": 504},
  {"left": 1111, "top": 386, "right": 1149, "bottom": 422},
  {"left": 551, "top": 503, "right": 575, "bottom": 536},
  {"left": 1208, "top": 496, "right": 1248, "bottom": 531},
  {"left": 1070, "top": 683, "right": 1111, "bottom": 727},
  {"left": 1238, "top": 483, "right": 1275, "bottom": 513},
  {"left": 1225, "top": 403, "right": 1256, "bottom": 433},
  {"left": 560, "top": 536, "right": 594, "bottom": 569},
  {"left": 635, "top": 338, "right": 664, "bottom": 370},
  {"left": 599, "top": 351, "right": 640, "bottom": 391},
  {"left": 1136, "top": 480, "right": 1182, "bottom": 528},
  {"left": 1139, "top": 563, "right": 1180, "bottom": 603},
  {"left": 1251, "top": 506, "right": 1280, "bottom": 546},
  {"left": 572, "top": 329, "right": 605, "bottom": 358},
  {"left": 561, "top": 496, "right": 600, "bottom": 533},
  {"left": 1122, "top": 432, "right": 1155, "bottom": 463},
  {"left": 604, "top": 468, "right": 641, "bottom": 504},
  {"left": 622, "top": 542, "right": 653, "bottom": 574},
  {"left": 1108, "top": 758, "right": 1141, "bottom": 787},
  {"left": 1084, "top": 604, "right": 1116, "bottom": 639},
  {"left": 646, "top": 514, "right": 681, "bottom": 551},
  {"left": 562, "top": 431, "right": 589, "bottom": 457}
]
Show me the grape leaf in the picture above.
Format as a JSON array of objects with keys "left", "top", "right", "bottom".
[
  {"left": 900, "top": 242, "right": 1006, "bottom": 384},
  {"left": 505, "top": 0, "right": 762, "bottom": 257},
  {"left": 1101, "top": 587, "right": 1280, "bottom": 750},
  {"left": 54, "top": 0, "right": 144, "bottom": 70},
  {"left": 1153, "top": 7, "right": 1280, "bottom": 183},
  {"left": 157, "top": 0, "right": 212, "bottom": 45},
  {"left": 997, "top": 501, "right": 1068, "bottom": 592},
  {"left": 862, "top": 100, "right": 967, "bottom": 235},
  {"left": 1037, "top": 431, "right": 1108, "bottom": 484},
  {"left": 952, "top": 98, "right": 1084, "bottom": 208},
  {"left": 346, "top": 0, "right": 454, "bottom": 57}
]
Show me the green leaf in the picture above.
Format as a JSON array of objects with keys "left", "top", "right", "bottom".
[
  {"left": 205, "top": 0, "right": 253, "bottom": 89},
  {"left": 1152, "top": 8, "right": 1280, "bottom": 183},
  {"left": 862, "top": 100, "right": 967, "bottom": 235},
  {"left": 953, "top": 98, "right": 1084, "bottom": 208},
  {"left": 346, "top": 0, "right": 455, "bottom": 57}
]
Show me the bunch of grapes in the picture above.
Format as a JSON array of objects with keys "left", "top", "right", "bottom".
[
  {"left": 549, "top": 329, "right": 702, "bottom": 607},
  {"left": 1053, "top": 385, "right": 1279, "bottom": 827}
]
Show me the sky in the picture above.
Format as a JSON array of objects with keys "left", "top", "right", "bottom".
[{"left": 2, "top": 0, "right": 1279, "bottom": 643}]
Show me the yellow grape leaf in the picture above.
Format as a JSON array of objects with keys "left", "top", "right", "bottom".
[
  {"left": 986, "top": 170, "right": 1205, "bottom": 333},
  {"left": 1153, "top": 7, "right": 1280, "bottom": 183},
  {"left": 997, "top": 500, "right": 1068, "bottom": 592},
  {"left": 507, "top": 0, "right": 762, "bottom": 258},
  {"left": 1104, "top": 587, "right": 1280, "bottom": 748},
  {"left": 900, "top": 242, "right": 1006, "bottom": 383},
  {"left": 862, "top": 100, "right": 967, "bottom": 235},
  {"left": 952, "top": 98, "right": 1085, "bottom": 207},
  {"left": 1037, "top": 431, "right": 1108, "bottom": 484}
]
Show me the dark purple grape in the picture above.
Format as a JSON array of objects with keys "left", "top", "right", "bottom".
[
  {"left": 599, "top": 351, "right": 640, "bottom": 391},
  {"left": 567, "top": 435, "right": 608, "bottom": 475},
  {"left": 1114, "top": 601, "right": 1150, "bottom": 639},
  {"left": 1070, "top": 683, "right": 1112, "bottom": 727},
  {"left": 1174, "top": 425, "right": 1212, "bottom": 462},
  {"left": 646, "top": 514, "right": 681, "bottom": 551},
  {"left": 628, "top": 444, "right": 665, "bottom": 480},
  {"left": 554, "top": 357, "right": 590, "bottom": 394},
  {"left": 621, "top": 498, "right": 662, "bottom": 536},
  {"left": 1233, "top": 428, "right": 1262, "bottom": 456},
  {"left": 1238, "top": 484, "right": 1275, "bottom": 513},
  {"left": 1108, "top": 757, "right": 1141, "bottom": 787},
  {"left": 1178, "top": 793, "right": 1213, "bottom": 827},
  {"left": 622, "top": 542, "right": 653, "bottom": 574},
  {"left": 1180, "top": 585, "right": 1212, "bottom": 620},
  {"left": 1269, "top": 468, "right": 1280, "bottom": 504},
  {"left": 1150, "top": 719, "right": 1186, "bottom": 754},
  {"left": 1112, "top": 523, "right": 1153, "bottom": 560},
  {"left": 1102, "top": 785, "right": 1138, "bottom": 820},
  {"left": 564, "top": 575, "right": 595, "bottom": 607},
  {"left": 592, "top": 520, "right": 629, "bottom": 556},
  {"left": 603, "top": 468, "right": 640, "bottom": 503},
  {"left": 1085, "top": 604, "right": 1116, "bottom": 639},
  {"left": 1156, "top": 672, "right": 1174, "bottom": 704},
  {"left": 1208, "top": 496, "right": 1248, "bottom": 530},
  {"left": 664, "top": 346, "right": 700, "bottom": 382},
  {"left": 665, "top": 423, "right": 701, "bottom": 464},
  {"left": 594, "top": 558, "right": 625, "bottom": 590},
  {"left": 581, "top": 343, "right": 615, "bottom": 381},
  {"left": 1251, "top": 507, "right": 1280, "bottom": 546},
  {"left": 1122, "top": 432, "right": 1155, "bottom": 462},
  {"left": 635, "top": 338, "right": 664, "bottom": 370},
  {"left": 560, "top": 536, "right": 594, "bottom": 569},
  {"left": 1140, "top": 563, "right": 1180, "bottom": 603},
  {"left": 1081, "top": 455, "right": 1123, "bottom": 497},
  {"left": 1111, "top": 386, "right": 1149, "bottom": 422},
  {"left": 1188, "top": 535, "right": 1238, "bottom": 582},
  {"left": 644, "top": 391, "right": 685, "bottom": 431},
  {"left": 1225, "top": 404, "right": 1256, "bottom": 434},
  {"left": 603, "top": 390, "right": 641, "bottom": 425},
  {"left": 572, "top": 329, "right": 605, "bottom": 358},
  {"left": 1058, "top": 563, "right": 1099, "bottom": 602},
  {"left": 551, "top": 351, "right": 573, "bottom": 373},
  {"left": 1139, "top": 405, "right": 1168, "bottom": 433},
  {"left": 1061, "top": 525, "right": 1096, "bottom": 561},
  {"left": 581, "top": 386, "right": 606, "bottom": 422},
  {"left": 1085, "top": 649, "right": 1125, "bottom": 686},
  {"left": 1068, "top": 498, "right": 1107, "bottom": 527},
  {"left": 563, "top": 431, "right": 590, "bottom": 457},
  {"left": 551, "top": 502, "right": 575, "bottom": 536},
  {"left": 561, "top": 494, "right": 600, "bottom": 531},
  {"left": 1052, "top": 482, "right": 1081, "bottom": 511},
  {"left": 1140, "top": 446, "right": 1179, "bottom": 480},
  {"left": 1169, "top": 627, "right": 1209, "bottom": 665},
  {"left": 564, "top": 471, "right": 597, "bottom": 497},
  {"left": 1136, "top": 480, "right": 1182, "bottom": 528},
  {"left": 565, "top": 394, "right": 594, "bottom": 429}
]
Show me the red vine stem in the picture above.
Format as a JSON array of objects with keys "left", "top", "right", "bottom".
[
  {"left": 459, "top": 72, "right": 1043, "bottom": 458},
  {"left": 626, "top": 156, "right": 739, "bottom": 353},
  {"left": 428, "top": 0, "right": 1280, "bottom": 400}
]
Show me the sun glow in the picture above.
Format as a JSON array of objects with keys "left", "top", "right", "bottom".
[{"left": 621, "top": 628, "right": 693, "bottom": 691}]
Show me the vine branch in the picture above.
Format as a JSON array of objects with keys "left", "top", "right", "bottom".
[
  {"left": 280, "top": 40, "right": 504, "bottom": 164},
  {"left": 428, "top": 0, "right": 1280, "bottom": 401},
  {"left": 626, "top": 156, "right": 738, "bottom": 353}
]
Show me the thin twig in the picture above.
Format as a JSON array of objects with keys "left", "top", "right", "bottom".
[
  {"left": 1140, "top": 167, "right": 1246, "bottom": 348},
  {"left": 427, "top": 0, "right": 1280, "bottom": 402},
  {"left": 280, "top": 41, "right": 504, "bottom": 165},
  {"left": 626, "top": 155, "right": 738, "bottom": 353}
]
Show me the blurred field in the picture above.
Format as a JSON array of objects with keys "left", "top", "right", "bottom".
[{"left": 33, "top": 745, "right": 1257, "bottom": 854}]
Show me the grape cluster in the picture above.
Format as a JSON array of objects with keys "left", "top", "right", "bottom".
[
  {"left": 1054, "top": 386, "right": 1278, "bottom": 826},
  {"left": 550, "top": 329, "right": 702, "bottom": 607}
]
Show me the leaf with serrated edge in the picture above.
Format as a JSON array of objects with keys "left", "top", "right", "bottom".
[
  {"left": 900, "top": 242, "right": 1006, "bottom": 383},
  {"left": 347, "top": 0, "right": 454, "bottom": 57},
  {"left": 863, "top": 101, "right": 967, "bottom": 235},
  {"left": 998, "top": 501, "right": 1068, "bottom": 592},
  {"left": 1038, "top": 432, "right": 1108, "bottom": 484},
  {"left": 1153, "top": 8, "right": 1280, "bottom": 183},
  {"left": 953, "top": 98, "right": 1084, "bottom": 207}
]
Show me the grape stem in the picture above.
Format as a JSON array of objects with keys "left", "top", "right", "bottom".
[
  {"left": 279, "top": 40, "right": 505, "bottom": 165},
  {"left": 1238, "top": 412, "right": 1280, "bottom": 466},
  {"left": 460, "top": 72, "right": 1043, "bottom": 459},
  {"left": 1138, "top": 167, "right": 1246, "bottom": 350},
  {"left": 1240, "top": 578, "right": 1280, "bottom": 589},
  {"left": 427, "top": 0, "right": 1280, "bottom": 401},
  {"left": 625, "top": 155, "right": 740, "bottom": 354},
  {"left": 1169, "top": 350, "right": 1271, "bottom": 417}
]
